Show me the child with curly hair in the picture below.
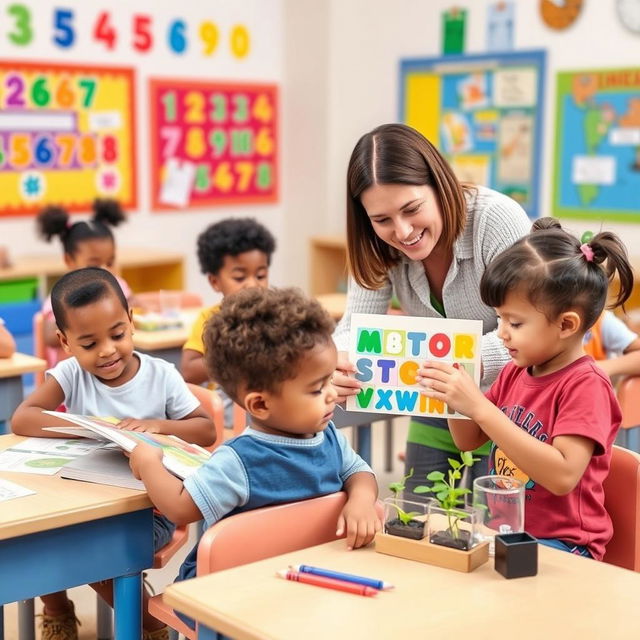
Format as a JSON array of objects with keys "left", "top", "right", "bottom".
[
  {"left": 37, "top": 199, "right": 131, "bottom": 368},
  {"left": 181, "top": 217, "right": 275, "bottom": 387},
  {"left": 130, "top": 287, "right": 381, "bottom": 631}
]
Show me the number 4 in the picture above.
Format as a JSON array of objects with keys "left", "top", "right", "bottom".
[{"left": 93, "top": 11, "right": 116, "bottom": 50}]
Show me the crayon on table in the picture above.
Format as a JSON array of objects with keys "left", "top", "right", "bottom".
[
  {"left": 276, "top": 569, "right": 378, "bottom": 597},
  {"left": 291, "top": 564, "right": 394, "bottom": 590}
]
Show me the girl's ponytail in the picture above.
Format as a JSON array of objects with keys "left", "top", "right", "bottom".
[
  {"left": 92, "top": 198, "right": 126, "bottom": 228},
  {"left": 36, "top": 206, "right": 70, "bottom": 243},
  {"left": 587, "top": 231, "right": 634, "bottom": 309},
  {"left": 531, "top": 216, "right": 562, "bottom": 233}
]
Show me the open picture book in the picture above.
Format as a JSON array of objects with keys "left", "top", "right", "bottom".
[{"left": 43, "top": 410, "right": 211, "bottom": 480}]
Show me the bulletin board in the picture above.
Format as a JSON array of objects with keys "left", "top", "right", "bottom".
[
  {"left": 399, "top": 50, "right": 546, "bottom": 217},
  {"left": 149, "top": 79, "right": 278, "bottom": 210},
  {"left": 0, "top": 60, "right": 136, "bottom": 217},
  {"left": 552, "top": 67, "right": 640, "bottom": 222}
]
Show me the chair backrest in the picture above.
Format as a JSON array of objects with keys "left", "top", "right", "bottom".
[
  {"left": 33, "top": 311, "right": 46, "bottom": 386},
  {"left": 186, "top": 383, "right": 225, "bottom": 450},
  {"left": 196, "top": 492, "right": 384, "bottom": 575},
  {"left": 617, "top": 377, "right": 640, "bottom": 429},
  {"left": 603, "top": 445, "right": 640, "bottom": 571}
]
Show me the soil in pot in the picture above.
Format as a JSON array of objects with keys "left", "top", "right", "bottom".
[
  {"left": 385, "top": 518, "right": 425, "bottom": 540},
  {"left": 430, "top": 528, "right": 472, "bottom": 551}
]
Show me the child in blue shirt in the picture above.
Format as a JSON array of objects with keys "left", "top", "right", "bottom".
[
  {"left": 129, "top": 287, "right": 381, "bottom": 631},
  {"left": 12, "top": 267, "right": 216, "bottom": 640}
]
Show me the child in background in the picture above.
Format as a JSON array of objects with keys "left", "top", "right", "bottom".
[
  {"left": 418, "top": 218, "right": 633, "bottom": 560},
  {"left": 37, "top": 199, "right": 132, "bottom": 368},
  {"left": 12, "top": 267, "right": 216, "bottom": 640},
  {"left": 0, "top": 318, "right": 16, "bottom": 358},
  {"left": 583, "top": 309, "right": 640, "bottom": 379},
  {"left": 130, "top": 287, "right": 381, "bottom": 630},
  {"left": 181, "top": 217, "right": 275, "bottom": 386}
]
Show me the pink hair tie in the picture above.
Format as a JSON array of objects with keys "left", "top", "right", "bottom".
[{"left": 580, "top": 243, "right": 594, "bottom": 262}]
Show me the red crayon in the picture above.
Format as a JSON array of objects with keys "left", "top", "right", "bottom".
[{"left": 276, "top": 569, "right": 378, "bottom": 597}]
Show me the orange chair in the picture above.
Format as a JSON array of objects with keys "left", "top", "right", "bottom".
[
  {"left": 132, "top": 290, "right": 203, "bottom": 313},
  {"left": 615, "top": 376, "right": 640, "bottom": 451},
  {"left": 603, "top": 445, "right": 640, "bottom": 571},
  {"left": 149, "top": 492, "right": 384, "bottom": 638}
]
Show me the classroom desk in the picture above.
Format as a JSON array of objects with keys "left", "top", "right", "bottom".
[
  {"left": 0, "top": 353, "right": 46, "bottom": 434},
  {"left": 164, "top": 538, "right": 640, "bottom": 640},
  {"left": 133, "top": 308, "right": 200, "bottom": 367},
  {"left": 0, "top": 434, "right": 154, "bottom": 640}
]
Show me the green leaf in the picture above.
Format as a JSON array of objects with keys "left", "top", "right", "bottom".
[
  {"left": 452, "top": 470, "right": 461, "bottom": 480},
  {"left": 388, "top": 482, "right": 404, "bottom": 494},
  {"left": 448, "top": 457, "right": 461, "bottom": 470},
  {"left": 452, "top": 488, "right": 471, "bottom": 497},
  {"left": 431, "top": 482, "right": 448, "bottom": 493},
  {"left": 426, "top": 471, "right": 445, "bottom": 481},
  {"left": 460, "top": 451, "right": 474, "bottom": 466},
  {"left": 436, "top": 490, "right": 449, "bottom": 502},
  {"left": 413, "top": 486, "right": 433, "bottom": 494}
]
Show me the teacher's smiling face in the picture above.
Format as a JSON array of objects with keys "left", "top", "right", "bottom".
[{"left": 361, "top": 183, "right": 444, "bottom": 262}]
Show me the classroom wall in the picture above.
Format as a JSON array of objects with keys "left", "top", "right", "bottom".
[
  {"left": 0, "top": 0, "right": 284, "bottom": 301},
  {"left": 318, "top": 0, "right": 640, "bottom": 245}
]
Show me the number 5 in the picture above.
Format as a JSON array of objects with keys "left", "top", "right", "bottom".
[
  {"left": 133, "top": 14, "right": 153, "bottom": 52},
  {"left": 53, "top": 8, "right": 75, "bottom": 48}
]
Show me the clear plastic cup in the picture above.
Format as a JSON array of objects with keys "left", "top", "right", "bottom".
[{"left": 472, "top": 475, "right": 525, "bottom": 555}]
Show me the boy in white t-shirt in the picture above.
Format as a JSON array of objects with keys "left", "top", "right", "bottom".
[{"left": 12, "top": 267, "right": 216, "bottom": 640}]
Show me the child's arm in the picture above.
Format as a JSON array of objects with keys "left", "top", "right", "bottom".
[
  {"left": 128, "top": 443, "right": 203, "bottom": 525},
  {"left": 336, "top": 472, "right": 381, "bottom": 550},
  {"left": 0, "top": 323, "right": 16, "bottom": 358},
  {"left": 116, "top": 405, "right": 216, "bottom": 447},
  {"left": 11, "top": 377, "right": 71, "bottom": 437},
  {"left": 420, "top": 362, "right": 595, "bottom": 496},
  {"left": 180, "top": 349, "right": 210, "bottom": 385},
  {"left": 596, "top": 336, "right": 640, "bottom": 378}
]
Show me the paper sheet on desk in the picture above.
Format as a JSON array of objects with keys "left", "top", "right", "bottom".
[
  {"left": 0, "top": 478, "right": 35, "bottom": 502},
  {"left": 0, "top": 437, "right": 102, "bottom": 475}
]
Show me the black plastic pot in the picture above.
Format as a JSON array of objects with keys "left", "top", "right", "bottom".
[
  {"left": 494, "top": 531, "right": 538, "bottom": 578},
  {"left": 430, "top": 528, "right": 472, "bottom": 551}
]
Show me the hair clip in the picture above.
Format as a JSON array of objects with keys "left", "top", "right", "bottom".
[
  {"left": 580, "top": 230, "right": 593, "bottom": 243},
  {"left": 580, "top": 243, "right": 594, "bottom": 262}
]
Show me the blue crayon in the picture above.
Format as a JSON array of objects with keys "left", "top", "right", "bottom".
[{"left": 291, "top": 564, "right": 394, "bottom": 590}]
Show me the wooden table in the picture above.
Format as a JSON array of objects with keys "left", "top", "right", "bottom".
[
  {"left": 164, "top": 538, "right": 640, "bottom": 640},
  {"left": 133, "top": 309, "right": 199, "bottom": 367},
  {"left": 0, "top": 434, "right": 154, "bottom": 640},
  {"left": 0, "top": 354, "right": 46, "bottom": 433}
]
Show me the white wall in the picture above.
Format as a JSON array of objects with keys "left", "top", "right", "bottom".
[
  {"left": 319, "top": 0, "right": 640, "bottom": 245},
  {"left": 0, "top": 0, "right": 284, "bottom": 301}
]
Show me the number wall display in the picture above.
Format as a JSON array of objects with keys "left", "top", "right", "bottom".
[
  {"left": 0, "top": 61, "right": 136, "bottom": 216},
  {"left": 149, "top": 79, "right": 278, "bottom": 209},
  {"left": 1, "top": 3, "right": 252, "bottom": 60}
]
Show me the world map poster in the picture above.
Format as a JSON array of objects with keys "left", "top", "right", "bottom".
[{"left": 553, "top": 68, "right": 640, "bottom": 222}]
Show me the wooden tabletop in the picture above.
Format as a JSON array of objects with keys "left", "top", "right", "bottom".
[
  {"left": 0, "top": 353, "right": 47, "bottom": 379},
  {"left": 164, "top": 538, "right": 640, "bottom": 639},
  {"left": 0, "top": 248, "right": 184, "bottom": 282},
  {"left": 0, "top": 434, "right": 152, "bottom": 541},
  {"left": 133, "top": 308, "right": 200, "bottom": 351}
]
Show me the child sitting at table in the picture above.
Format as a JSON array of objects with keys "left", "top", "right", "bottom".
[
  {"left": 130, "top": 287, "right": 381, "bottom": 630},
  {"left": 418, "top": 218, "right": 633, "bottom": 560},
  {"left": 12, "top": 267, "right": 216, "bottom": 640},
  {"left": 37, "top": 199, "right": 133, "bottom": 368},
  {"left": 180, "top": 218, "right": 275, "bottom": 424}
]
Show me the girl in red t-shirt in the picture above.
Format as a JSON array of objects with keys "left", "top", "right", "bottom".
[{"left": 418, "top": 218, "right": 633, "bottom": 559}]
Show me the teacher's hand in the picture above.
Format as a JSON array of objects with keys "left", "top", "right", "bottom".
[{"left": 333, "top": 352, "right": 362, "bottom": 404}]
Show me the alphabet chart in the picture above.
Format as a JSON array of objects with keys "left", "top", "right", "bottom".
[
  {"left": 0, "top": 60, "right": 136, "bottom": 216},
  {"left": 149, "top": 78, "right": 278, "bottom": 209},
  {"left": 347, "top": 313, "right": 482, "bottom": 419}
]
